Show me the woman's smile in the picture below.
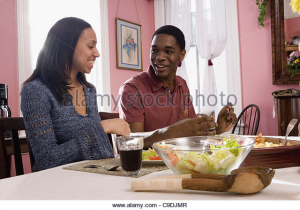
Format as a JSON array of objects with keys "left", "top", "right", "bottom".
[{"left": 88, "top": 59, "right": 95, "bottom": 68}]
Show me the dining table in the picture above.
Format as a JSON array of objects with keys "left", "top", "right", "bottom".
[
  {"left": 0, "top": 136, "right": 300, "bottom": 209},
  {"left": 0, "top": 161, "right": 300, "bottom": 200}
]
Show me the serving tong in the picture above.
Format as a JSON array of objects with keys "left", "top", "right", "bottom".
[{"left": 131, "top": 166, "right": 275, "bottom": 194}]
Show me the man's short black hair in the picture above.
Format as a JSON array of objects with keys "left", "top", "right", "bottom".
[{"left": 152, "top": 25, "right": 185, "bottom": 51}]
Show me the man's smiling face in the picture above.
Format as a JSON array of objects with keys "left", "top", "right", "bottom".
[{"left": 150, "top": 34, "right": 186, "bottom": 82}]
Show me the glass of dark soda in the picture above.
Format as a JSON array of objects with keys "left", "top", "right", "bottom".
[{"left": 116, "top": 136, "right": 144, "bottom": 176}]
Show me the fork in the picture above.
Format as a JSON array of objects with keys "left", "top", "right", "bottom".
[{"left": 83, "top": 164, "right": 120, "bottom": 171}]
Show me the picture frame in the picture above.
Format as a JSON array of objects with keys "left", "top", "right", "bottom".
[{"left": 116, "top": 18, "right": 143, "bottom": 71}]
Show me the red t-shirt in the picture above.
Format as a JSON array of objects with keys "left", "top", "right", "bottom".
[{"left": 119, "top": 66, "right": 197, "bottom": 132}]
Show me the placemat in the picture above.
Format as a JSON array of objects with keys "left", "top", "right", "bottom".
[{"left": 63, "top": 157, "right": 168, "bottom": 178}]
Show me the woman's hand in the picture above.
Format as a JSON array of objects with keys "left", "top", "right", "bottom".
[
  {"left": 100, "top": 119, "right": 131, "bottom": 136},
  {"left": 216, "top": 102, "right": 237, "bottom": 134}
]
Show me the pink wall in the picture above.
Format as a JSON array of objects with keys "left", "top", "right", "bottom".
[
  {"left": 0, "top": 0, "right": 19, "bottom": 117},
  {"left": 237, "top": 1, "right": 299, "bottom": 136},
  {"left": 285, "top": 16, "right": 300, "bottom": 42},
  {"left": 108, "top": 0, "right": 154, "bottom": 112}
]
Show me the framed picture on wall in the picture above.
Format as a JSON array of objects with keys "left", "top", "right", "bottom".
[{"left": 116, "top": 18, "right": 142, "bottom": 71}]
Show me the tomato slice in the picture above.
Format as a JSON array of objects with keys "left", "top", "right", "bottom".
[
  {"left": 188, "top": 160, "right": 196, "bottom": 167},
  {"left": 169, "top": 152, "right": 179, "bottom": 167},
  {"left": 148, "top": 156, "right": 161, "bottom": 160}
]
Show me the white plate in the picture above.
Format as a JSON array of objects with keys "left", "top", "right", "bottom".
[
  {"left": 142, "top": 160, "right": 165, "bottom": 165},
  {"left": 129, "top": 131, "right": 154, "bottom": 137}
]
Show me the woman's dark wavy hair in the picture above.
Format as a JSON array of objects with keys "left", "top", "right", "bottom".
[{"left": 23, "top": 17, "right": 93, "bottom": 103}]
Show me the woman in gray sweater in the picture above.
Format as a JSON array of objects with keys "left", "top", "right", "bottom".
[{"left": 21, "top": 17, "right": 130, "bottom": 172}]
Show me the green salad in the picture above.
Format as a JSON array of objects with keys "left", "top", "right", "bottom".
[
  {"left": 142, "top": 148, "right": 160, "bottom": 160},
  {"left": 170, "top": 137, "right": 241, "bottom": 175}
]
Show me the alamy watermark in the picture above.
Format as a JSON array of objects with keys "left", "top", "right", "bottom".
[{"left": 63, "top": 89, "right": 237, "bottom": 111}]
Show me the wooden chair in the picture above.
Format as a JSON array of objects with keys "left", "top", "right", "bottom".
[
  {"left": 231, "top": 104, "right": 260, "bottom": 135},
  {"left": 99, "top": 112, "right": 119, "bottom": 121},
  {"left": 0, "top": 117, "right": 33, "bottom": 179}
]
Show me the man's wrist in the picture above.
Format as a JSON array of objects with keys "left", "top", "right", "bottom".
[{"left": 215, "top": 127, "right": 223, "bottom": 135}]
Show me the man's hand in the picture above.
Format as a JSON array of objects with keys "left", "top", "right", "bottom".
[
  {"left": 142, "top": 116, "right": 217, "bottom": 148},
  {"left": 170, "top": 116, "right": 218, "bottom": 138},
  {"left": 216, "top": 102, "right": 237, "bottom": 134}
]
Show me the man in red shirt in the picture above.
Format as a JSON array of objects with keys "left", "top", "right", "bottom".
[
  {"left": 119, "top": 25, "right": 237, "bottom": 148},
  {"left": 119, "top": 65, "right": 196, "bottom": 132}
]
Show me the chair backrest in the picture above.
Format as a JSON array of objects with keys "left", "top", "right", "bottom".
[
  {"left": 231, "top": 104, "right": 260, "bottom": 135},
  {"left": 99, "top": 112, "right": 119, "bottom": 121},
  {"left": 0, "top": 117, "right": 34, "bottom": 179}
]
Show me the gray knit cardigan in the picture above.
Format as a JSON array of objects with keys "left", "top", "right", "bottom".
[{"left": 21, "top": 79, "right": 114, "bottom": 172}]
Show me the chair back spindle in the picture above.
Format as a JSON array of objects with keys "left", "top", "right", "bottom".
[
  {"left": 0, "top": 117, "right": 31, "bottom": 179},
  {"left": 231, "top": 104, "right": 260, "bottom": 135}
]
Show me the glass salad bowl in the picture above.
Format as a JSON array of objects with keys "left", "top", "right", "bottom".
[{"left": 152, "top": 136, "right": 255, "bottom": 175}]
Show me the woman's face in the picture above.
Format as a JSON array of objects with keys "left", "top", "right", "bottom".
[
  {"left": 150, "top": 34, "right": 186, "bottom": 81},
  {"left": 72, "top": 28, "right": 100, "bottom": 75}
]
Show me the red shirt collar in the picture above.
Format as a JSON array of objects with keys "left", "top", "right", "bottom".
[{"left": 146, "top": 66, "right": 182, "bottom": 92}]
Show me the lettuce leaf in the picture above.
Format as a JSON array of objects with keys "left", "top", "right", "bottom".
[
  {"left": 142, "top": 149, "right": 157, "bottom": 160},
  {"left": 174, "top": 137, "right": 241, "bottom": 175},
  {"left": 222, "top": 137, "right": 240, "bottom": 157}
]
